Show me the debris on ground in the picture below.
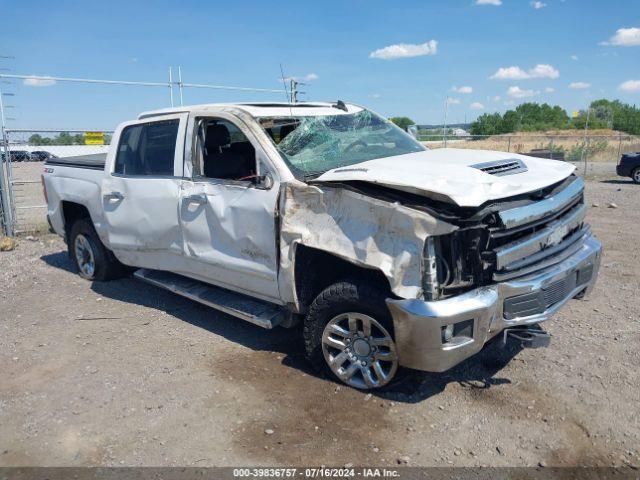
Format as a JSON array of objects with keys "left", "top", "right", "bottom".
[{"left": 0, "top": 236, "right": 17, "bottom": 251}]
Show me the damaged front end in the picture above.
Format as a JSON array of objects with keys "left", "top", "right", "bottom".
[{"left": 386, "top": 175, "right": 602, "bottom": 372}]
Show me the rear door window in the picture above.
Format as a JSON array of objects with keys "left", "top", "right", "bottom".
[{"left": 114, "top": 119, "right": 179, "bottom": 176}]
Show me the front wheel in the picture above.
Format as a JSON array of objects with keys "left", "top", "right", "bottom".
[
  {"left": 303, "top": 281, "right": 399, "bottom": 390},
  {"left": 632, "top": 167, "right": 640, "bottom": 184}
]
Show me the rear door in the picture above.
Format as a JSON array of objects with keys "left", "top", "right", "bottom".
[{"left": 101, "top": 113, "right": 189, "bottom": 270}]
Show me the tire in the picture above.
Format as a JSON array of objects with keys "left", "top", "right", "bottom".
[
  {"left": 303, "top": 280, "right": 400, "bottom": 390},
  {"left": 68, "top": 218, "right": 129, "bottom": 281},
  {"left": 632, "top": 167, "right": 640, "bottom": 184}
]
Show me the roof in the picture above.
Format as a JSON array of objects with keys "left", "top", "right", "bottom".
[{"left": 138, "top": 102, "right": 363, "bottom": 120}]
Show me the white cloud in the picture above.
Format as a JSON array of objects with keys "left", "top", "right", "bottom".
[
  {"left": 369, "top": 93, "right": 382, "bottom": 99},
  {"left": 446, "top": 97, "right": 461, "bottom": 105},
  {"left": 545, "top": 87, "right": 555, "bottom": 93},
  {"left": 531, "top": 1, "right": 546, "bottom": 9},
  {"left": 507, "top": 86, "right": 539, "bottom": 98},
  {"left": 475, "top": 0, "right": 502, "bottom": 5},
  {"left": 23, "top": 76, "right": 56, "bottom": 87},
  {"left": 601, "top": 27, "right": 640, "bottom": 47},
  {"left": 490, "top": 63, "right": 559, "bottom": 80},
  {"left": 280, "top": 73, "right": 318, "bottom": 83},
  {"left": 619, "top": 80, "right": 640, "bottom": 93},
  {"left": 504, "top": 100, "right": 516, "bottom": 106},
  {"left": 369, "top": 40, "right": 437, "bottom": 60},
  {"left": 570, "top": 54, "right": 579, "bottom": 61},
  {"left": 470, "top": 102, "right": 485, "bottom": 110},
  {"left": 452, "top": 85, "right": 473, "bottom": 94},
  {"left": 569, "top": 82, "right": 590, "bottom": 90}
]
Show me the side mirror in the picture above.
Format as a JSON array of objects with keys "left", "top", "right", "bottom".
[{"left": 257, "top": 172, "right": 274, "bottom": 190}]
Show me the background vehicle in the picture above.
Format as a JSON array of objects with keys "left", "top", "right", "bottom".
[
  {"left": 617, "top": 152, "right": 640, "bottom": 184},
  {"left": 30, "top": 150, "right": 57, "bottom": 162},
  {"left": 41, "top": 102, "right": 602, "bottom": 391},
  {"left": 8, "top": 150, "right": 31, "bottom": 162}
]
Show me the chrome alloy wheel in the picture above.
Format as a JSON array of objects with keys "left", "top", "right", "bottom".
[
  {"left": 633, "top": 168, "right": 640, "bottom": 184},
  {"left": 321, "top": 312, "right": 398, "bottom": 389},
  {"left": 74, "top": 234, "right": 96, "bottom": 278}
]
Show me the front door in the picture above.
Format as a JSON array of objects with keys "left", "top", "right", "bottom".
[
  {"left": 178, "top": 116, "right": 280, "bottom": 302},
  {"left": 101, "top": 113, "right": 188, "bottom": 270}
]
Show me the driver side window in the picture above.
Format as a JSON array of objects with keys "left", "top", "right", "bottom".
[{"left": 193, "top": 118, "right": 257, "bottom": 181}]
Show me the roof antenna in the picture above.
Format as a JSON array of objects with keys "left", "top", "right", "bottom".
[
  {"left": 279, "top": 64, "right": 294, "bottom": 117},
  {"left": 333, "top": 100, "right": 348, "bottom": 112}
]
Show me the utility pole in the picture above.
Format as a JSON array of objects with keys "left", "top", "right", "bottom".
[
  {"left": 443, "top": 97, "right": 449, "bottom": 148},
  {"left": 289, "top": 78, "right": 298, "bottom": 104}
]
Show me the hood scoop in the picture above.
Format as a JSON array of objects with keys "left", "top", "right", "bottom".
[{"left": 471, "top": 159, "right": 528, "bottom": 176}]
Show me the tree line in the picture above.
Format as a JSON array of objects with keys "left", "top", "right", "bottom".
[
  {"left": 470, "top": 99, "right": 640, "bottom": 136},
  {"left": 28, "top": 132, "right": 112, "bottom": 146}
]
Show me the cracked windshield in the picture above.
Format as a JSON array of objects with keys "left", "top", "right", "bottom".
[{"left": 259, "top": 109, "right": 425, "bottom": 179}]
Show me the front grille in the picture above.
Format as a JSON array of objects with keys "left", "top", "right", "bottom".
[
  {"left": 490, "top": 179, "right": 588, "bottom": 281},
  {"left": 503, "top": 266, "right": 593, "bottom": 320}
]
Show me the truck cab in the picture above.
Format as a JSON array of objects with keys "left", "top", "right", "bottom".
[{"left": 43, "top": 102, "right": 602, "bottom": 390}]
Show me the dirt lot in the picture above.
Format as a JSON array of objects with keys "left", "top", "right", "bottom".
[{"left": 0, "top": 177, "right": 638, "bottom": 468}]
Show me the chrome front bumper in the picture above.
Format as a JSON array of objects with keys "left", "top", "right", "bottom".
[{"left": 386, "top": 234, "right": 602, "bottom": 372}]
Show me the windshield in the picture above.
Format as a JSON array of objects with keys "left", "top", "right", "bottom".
[{"left": 259, "top": 109, "right": 425, "bottom": 179}]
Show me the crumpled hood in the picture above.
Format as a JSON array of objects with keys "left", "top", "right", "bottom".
[{"left": 314, "top": 148, "right": 576, "bottom": 207}]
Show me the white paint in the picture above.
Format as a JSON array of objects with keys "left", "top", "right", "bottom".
[{"left": 315, "top": 148, "right": 575, "bottom": 207}]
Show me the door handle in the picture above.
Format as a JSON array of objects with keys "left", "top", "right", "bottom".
[
  {"left": 186, "top": 193, "right": 208, "bottom": 205},
  {"left": 103, "top": 191, "right": 124, "bottom": 202}
]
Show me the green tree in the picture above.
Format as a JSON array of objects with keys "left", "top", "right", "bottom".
[{"left": 390, "top": 116, "right": 416, "bottom": 131}]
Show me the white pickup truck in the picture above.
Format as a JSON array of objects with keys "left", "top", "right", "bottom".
[{"left": 42, "top": 102, "right": 602, "bottom": 390}]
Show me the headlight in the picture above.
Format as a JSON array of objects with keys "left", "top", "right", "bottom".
[{"left": 422, "top": 227, "right": 490, "bottom": 301}]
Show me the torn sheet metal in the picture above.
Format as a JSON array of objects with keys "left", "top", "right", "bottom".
[{"left": 278, "top": 182, "right": 458, "bottom": 304}]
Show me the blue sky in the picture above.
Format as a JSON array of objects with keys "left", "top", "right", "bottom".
[{"left": 1, "top": 0, "right": 639, "bottom": 129}]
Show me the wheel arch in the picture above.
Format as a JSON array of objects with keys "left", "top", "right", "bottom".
[
  {"left": 61, "top": 201, "right": 92, "bottom": 239},
  {"left": 292, "top": 244, "right": 393, "bottom": 313}
]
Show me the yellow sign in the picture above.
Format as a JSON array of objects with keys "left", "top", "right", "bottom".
[
  {"left": 572, "top": 110, "right": 580, "bottom": 119},
  {"left": 84, "top": 131, "right": 104, "bottom": 145}
]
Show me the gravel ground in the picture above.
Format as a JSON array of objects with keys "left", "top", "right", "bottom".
[{"left": 0, "top": 176, "right": 638, "bottom": 468}]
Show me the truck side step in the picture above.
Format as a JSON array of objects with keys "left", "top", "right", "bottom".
[{"left": 133, "top": 269, "right": 285, "bottom": 329}]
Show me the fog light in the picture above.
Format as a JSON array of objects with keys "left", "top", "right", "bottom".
[{"left": 442, "top": 324, "right": 454, "bottom": 343}]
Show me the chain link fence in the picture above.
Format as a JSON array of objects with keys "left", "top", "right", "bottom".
[
  {"left": 0, "top": 129, "right": 112, "bottom": 234},
  {"left": 419, "top": 133, "right": 640, "bottom": 162}
]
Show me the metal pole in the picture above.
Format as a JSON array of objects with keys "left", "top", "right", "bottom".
[
  {"left": 582, "top": 108, "right": 591, "bottom": 177},
  {"left": 178, "top": 66, "right": 184, "bottom": 106},
  {"left": 168, "top": 67, "right": 174, "bottom": 107},
  {"left": 0, "top": 85, "right": 14, "bottom": 236},
  {"left": 616, "top": 133, "right": 623, "bottom": 164},
  {"left": 290, "top": 79, "right": 297, "bottom": 104},
  {"left": 0, "top": 73, "right": 169, "bottom": 88},
  {"left": 507, "top": 135, "right": 511, "bottom": 153}
]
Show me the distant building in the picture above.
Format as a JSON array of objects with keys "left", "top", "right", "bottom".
[{"left": 452, "top": 128, "right": 470, "bottom": 137}]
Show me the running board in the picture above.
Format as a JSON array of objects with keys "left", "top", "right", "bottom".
[{"left": 133, "top": 269, "right": 285, "bottom": 329}]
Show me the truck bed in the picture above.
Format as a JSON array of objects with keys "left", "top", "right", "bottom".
[{"left": 45, "top": 153, "right": 107, "bottom": 170}]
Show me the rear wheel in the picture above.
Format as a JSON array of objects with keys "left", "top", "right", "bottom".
[
  {"left": 632, "top": 167, "right": 640, "bottom": 184},
  {"left": 69, "top": 218, "right": 129, "bottom": 281},
  {"left": 304, "top": 280, "right": 399, "bottom": 390}
]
